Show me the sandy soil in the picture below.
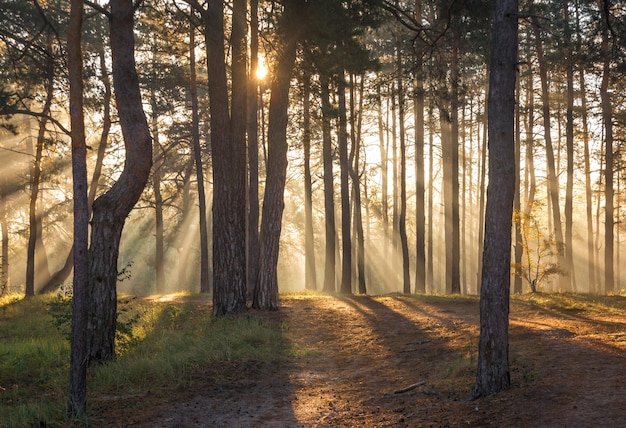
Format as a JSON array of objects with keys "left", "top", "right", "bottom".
[{"left": 96, "top": 294, "right": 626, "bottom": 427}]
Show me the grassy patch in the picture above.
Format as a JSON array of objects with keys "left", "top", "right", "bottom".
[
  {"left": 513, "top": 292, "right": 626, "bottom": 316},
  {"left": 0, "top": 294, "right": 284, "bottom": 427}
]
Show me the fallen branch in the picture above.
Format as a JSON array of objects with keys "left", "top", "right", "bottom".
[{"left": 394, "top": 381, "right": 426, "bottom": 394}]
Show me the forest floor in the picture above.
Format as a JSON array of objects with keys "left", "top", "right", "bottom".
[{"left": 93, "top": 293, "right": 626, "bottom": 427}]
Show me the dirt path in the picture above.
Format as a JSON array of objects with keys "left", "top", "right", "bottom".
[{"left": 118, "top": 294, "right": 626, "bottom": 427}]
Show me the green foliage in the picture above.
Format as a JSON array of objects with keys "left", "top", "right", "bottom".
[
  {"left": 0, "top": 295, "right": 285, "bottom": 427},
  {"left": 512, "top": 206, "right": 566, "bottom": 293}
]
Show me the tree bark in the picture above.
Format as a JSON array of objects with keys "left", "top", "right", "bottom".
[
  {"left": 26, "top": 33, "right": 54, "bottom": 297},
  {"left": 87, "top": 0, "right": 153, "bottom": 363},
  {"left": 563, "top": 1, "right": 576, "bottom": 292},
  {"left": 254, "top": 0, "right": 300, "bottom": 310},
  {"left": 40, "top": 43, "right": 112, "bottom": 294},
  {"left": 150, "top": 97, "right": 165, "bottom": 294},
  {"left": 67, "top": 0, "right": 89, "bottom": 415},
  {"left": 598, "top": 0, "right": 614, "bottom": 294},
  {"left": 321, "top": 76, "right": 336, "bottom": 293},
  {"left": 577, "top": 49, "right": 595, "bottom": 293},
  {"left": 189, "top": 23, "right": 210, "bottom": 294},
  {"left": 473, "top": 0, "right": 517, "bottom": 398},
  {"left": 247, "top": 0, "right": 261, "bottom": 295},
  {"left": 338, "top": 74, "right": 352, "bottom": 295},
  {"left": 413, "top": 0, "right": 425, "bottom": 295},
  {"left": 531, "top": 6, "right": 565, "bottom": 289},
  {"left": 396, "top": 47, "right": 410, "bottom": 295},
  {"left": 204, "top": 0, "right": 247, "bottom": 315},
  {"left": 0, "top": 173, "right": 8, "bottom": 295},
  {"left": 302, "top": 65, "right": 317, "bottom": 291},
  {"left": 349, "top": 74, "right": 366, "bottom": 295}
]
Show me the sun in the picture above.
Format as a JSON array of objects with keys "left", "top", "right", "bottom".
[{"left": 256, "top": 56, "right": 268, "bottom": 80}]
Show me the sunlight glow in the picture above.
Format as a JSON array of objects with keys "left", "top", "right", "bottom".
[{"left": 256, "top": 56, "right": 268, "bottom": 81}]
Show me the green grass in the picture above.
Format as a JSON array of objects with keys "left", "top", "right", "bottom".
[{"left": 0, "top": 293, "right": 285, "bottom": 427}]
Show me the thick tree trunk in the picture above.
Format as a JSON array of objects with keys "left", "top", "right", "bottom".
[
  {"left": 205, "top": 0, "right": 247, "bottom": 315},
  {"left": 254, "top": 3, "right": 299, "bottom": 310},
  {"left": 88, "top": 0, "right": 153, "bottom": 363},
  {"left": 321, "top": 77, "right": 336, "bottom": 293},
  {"left": 67, "top": 0, "right": 89, "bottom": 415},
  {"left": 473, "top": 0, "right": 517, "bottom": 399}
]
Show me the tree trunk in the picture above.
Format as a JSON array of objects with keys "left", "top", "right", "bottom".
[
  {"left": 450, "top": 41, "right": 461, "bottom": 295},
  {"left": 563, "top": 1, "right": 576, "bottom": 292},
  {"left": 302, "top": 65, "right": 317, "bottom": 291},
  {"left": 349, "top": 74, "right": 366, "bottom": 295},
  {"left": 513, "top": 64, "right": 523, "bottom": 294},
  {"left": 413, "top": 1, "right": 426, "bottom": 294},
  {"left": 151, "top": 101, "right": 165, "bottom": 294},
  {"left": 189, "top": 24, "right": 210, "bottom": 294},
  {"left": 321, "top": 76, "right": 336, "bottom": 293},
  {"left": 473, "top": 0, "right": 517, "bottom": 399},
  {"left": 254, "top": 1, "right": 300, "bottom": 310},
  {"left": 0, "top": 173, "right": 8, "bottom": 295},
  {"left": 88, "top": 0, "right": 153, "bottom": 363},
  {"left": 204, "top": 0, "right": 247, "bottom": 315},
  {"left": 338, "top": 74, "right": 352, "bottom": 295},
  {"left": 40, "top": 44, "right": 112, "bottom": 294},
  {"left": 427, "top": 102, "right": 435, "bottom": 291},
  {"left": 571, "top": 1, "right": 593, "bottom": 293},
  {"left": 531, "top": 7, "right": 565, "bottom": 289},
  {"left": 26, "top": 34, "right": 54, "bottom": 297},
  {"left": 67, "top": 0, "right": 89, "bottom": 415},
  {"left": 598, "top": 0, "right": 614, "bottom": 294},
  {"left": 396, "top": 47, "right": 410, "bottom": 295},
  {"left": 475, "top": 89, "right": 488, "bottom": 293},
  {"left": 247, "top": 0, "right": 261, "bottom": 295},
  {"left": 377, "top": 85, "right": 389, "bottom": 246}
]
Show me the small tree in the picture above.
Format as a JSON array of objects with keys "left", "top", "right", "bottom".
[{"left": 513, "top": 204, "right": 565, "bottom": 293}]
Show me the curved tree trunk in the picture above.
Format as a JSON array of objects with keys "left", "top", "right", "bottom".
[
  {"left": 87, "top": 0, "right": 153, "bottom": 363},
  {"left": 41, "top": 44, "right": 112, "bottom": 294},
  {"left": 254, "top": 1, "right": 299, "bottom": 310}
]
